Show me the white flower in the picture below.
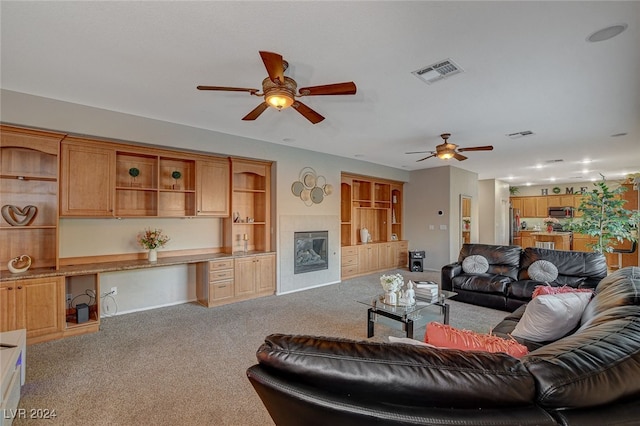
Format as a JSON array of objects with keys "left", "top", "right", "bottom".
[{"left": 380, "top": 273, "right": 404, "bottom": 292}]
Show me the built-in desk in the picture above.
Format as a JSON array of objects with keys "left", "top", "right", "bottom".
[
  {"left": 531, "top": 232, "right": 571, "bottom": 251},
  {"left": 0, "top": 251, "right": 275, "bottom": 344}
]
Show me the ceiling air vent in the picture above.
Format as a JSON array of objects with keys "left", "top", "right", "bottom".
[
  {"left": 506, "top": 131, "right": 534, "bottom": 139},
  {"left": 412, "top": 58, "right": 464, "bottom": 85}
]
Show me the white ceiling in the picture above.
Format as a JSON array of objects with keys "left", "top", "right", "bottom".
[{"left": 2, "top": 1, "right": 639, "bottom": 186}]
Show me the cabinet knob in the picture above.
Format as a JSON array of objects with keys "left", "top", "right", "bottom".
[
  {"left": 7, "top": 287, "right": 13, "bottom": 290},
  {"left": 17, "top": 286, "right": 23, "bottom": 289}
]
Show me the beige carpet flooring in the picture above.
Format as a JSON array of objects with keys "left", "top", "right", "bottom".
[{"left": 15, "top": 269, "right": 507, "bottom": 425}]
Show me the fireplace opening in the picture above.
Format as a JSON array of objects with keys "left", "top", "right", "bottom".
[{"left": 294, "top": 231, "right": 328, "bottom": 274}]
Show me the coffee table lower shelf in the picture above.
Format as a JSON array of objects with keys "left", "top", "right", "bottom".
[{"left": 360, "top": 290, "right": 457, "bottom": 340}]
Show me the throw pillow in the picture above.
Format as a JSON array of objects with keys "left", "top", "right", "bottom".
[
  {"left": 512, "top": 292, "right": 592, "bottom": 342},
  {"left": 531, "top": 285, "right": 593, "bottom": 299},
  {"left": 425, "top": 322, "right": 528, "bottom": 358},
  {"left": 528, "top": 259, "right": 559, "bottom": 282},
  {"left": 462, "top": 255, "right": 489, "bottom": 274}
]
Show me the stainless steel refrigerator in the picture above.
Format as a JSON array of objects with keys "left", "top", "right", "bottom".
[{"left": 509, "top": 206, "right": 521, "bottom": 245}]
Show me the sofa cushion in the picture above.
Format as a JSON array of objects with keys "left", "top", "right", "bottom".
[
  {"left": 531, "top": 284, "right": 593, "bottom": 299},
  {"left": 452, "top": 274, "right": 512, "bottom": 294},
  {"left": 458, "top": 244, "right": 522, "bottom": 280},
  {"left": 425, "top": 322, "right": 528, "bottom": 357},
  {"left": 528, "top": 260, "right": 558, "bottom": 282},
  {"left": 462, "top": 255, "right": 489, "bottom": 274},
  {"left": 581, "top": 266, "right": 640, "bottom": 328},
  {"left": 512, "top": 292, "right": 592, "bottom": 342},
  {"left": 518, "top": 247, "right": 607, "bottom": 288}
]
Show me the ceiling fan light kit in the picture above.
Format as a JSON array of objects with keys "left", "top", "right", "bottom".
[
  {"left": 198, "top": 51, "right": 356, "bottom": 124},
  {"left": 408, "top": 133, "right": 493, "bottom": 162}
]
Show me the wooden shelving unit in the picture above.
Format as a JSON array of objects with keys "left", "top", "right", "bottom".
[
  {"left": 223, "top": 158, "right": 272, "bottom": 253},
  {"left": 1, "top": 125, "right": 65, "bottom": 272}
]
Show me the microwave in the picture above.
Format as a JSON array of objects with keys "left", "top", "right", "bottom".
[{"left": 548, "top": 206, "right": 573, "bottom": 218}]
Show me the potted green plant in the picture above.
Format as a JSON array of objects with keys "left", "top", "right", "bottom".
[{"left": 567, "top": 175, "right": 639, "bottom": 254}]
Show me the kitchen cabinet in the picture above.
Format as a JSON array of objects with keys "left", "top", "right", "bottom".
[
  {"left": 520, "top": 231, "right": 535, "bottom": 248},
  {"left": 234, "top": 254, "right": 275, "bottom": 299},
  {"left": 522, "top": 198, "right": 537, "bottom": 217},
  {"left": 0, "top": 277, "right": 64, "bottom": 341},
  {"left": 196, "top": 158, "right": 230, "bottom": 216},
  {"left": 536, "top": 197, "right": 548, "bottom": 218},
  {"left": 60, "top": 139, "right": 115, "bottom": 216}
]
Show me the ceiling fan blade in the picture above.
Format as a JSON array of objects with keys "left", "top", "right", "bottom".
[
  {"left": 417, "top": 154, "right": 437, "bottom": 162},
  {"left": 242, "top": 102, "right": 269, "bottom": 121},
  {"left": 292, "top": 101, "right": 325, "bottom": 124},
  {"left": 197, "top": 86, "right": 259, "bottom": 94},
  {"left": 259, "top": 51, "right": 285, "bottom": 84},
  {"left": 458, "top": 145, "right": 494, "bottom": 152},
  {"left": 453, "top": 152, "right": 468, "bottom": 161},
  {"left": 405, "top": 150, "right": 432, "bottom": 154},
  {"left": 298, "top": 82, "right": 357, "bottom": 96}
]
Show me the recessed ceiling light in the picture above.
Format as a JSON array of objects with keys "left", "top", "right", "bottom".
[
  {"left": 587, "top": 24, "right": 627, "bottom": 43},
  {"left": 580, "top": 159, "right": 592, "bottom": 164}
]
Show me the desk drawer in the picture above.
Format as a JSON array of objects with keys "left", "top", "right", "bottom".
[
  {"left": 210, "top": 269, "right": 234, "bottom": 281},
  {"left": 210, "top": 280, "right": 234, "bottom": 302},
  {"left": 210, "top": 259, "right": 234, "bottom": 271}
]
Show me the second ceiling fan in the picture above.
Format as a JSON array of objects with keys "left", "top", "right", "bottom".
[
  {"left": 407, "top": 133, "right": 494, "bottom": 162},
  {"left": 197, "top": 51, "right": 356, "bottom": 124}
]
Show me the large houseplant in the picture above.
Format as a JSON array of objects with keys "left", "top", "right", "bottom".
[{"left": 567, "top": 176, "right": 639, "bottom": 254}]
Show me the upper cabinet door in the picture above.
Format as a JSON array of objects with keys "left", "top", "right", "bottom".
[
  {"left": 60, "top": 140, "right": 115, "bottom": 216},
  {"left": 196, "top": 158, "right": 230, "bottom": 216}
]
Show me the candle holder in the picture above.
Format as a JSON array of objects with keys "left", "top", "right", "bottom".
[{"left": 243, "top": 234, "right": 249, "bottom": 253}]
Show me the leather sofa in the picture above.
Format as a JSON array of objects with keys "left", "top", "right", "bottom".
[
  {"left": 441, "top": 243, "right": 607, "bottom": 311},
  {"left": 247, "top": 267, "right": 640, "bottom": 425}
]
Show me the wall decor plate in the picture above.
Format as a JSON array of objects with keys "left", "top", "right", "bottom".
[
  {"left": 310, "top": 186, "right": 324, "bottom": 204},
  {"left": 1, "top": 204, "right": 38, "bottom": 226},
  {"left": 291, "top": 181, "right": 304, "bottom": 197}
]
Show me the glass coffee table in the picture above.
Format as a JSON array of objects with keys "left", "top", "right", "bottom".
[{"left": 357, "top": 290, "right": 457, "bottom": 339}]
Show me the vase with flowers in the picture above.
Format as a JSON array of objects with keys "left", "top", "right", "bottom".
[
  {"left": 137, "top": 228, "right": 170, "bottom": 262},
  {"left": 380, "top": 273, "right": 404, "bottom": 305},
  {"left": 543, "top": 217, "right": 559, "bottom": 233}
]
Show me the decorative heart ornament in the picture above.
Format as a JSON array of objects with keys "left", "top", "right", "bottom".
[
  {"left": 7, "top": 255, "right": 32, "bottom": 273},
  {"left": 1, "top": 204, "right": 38, "bottom": 226}
]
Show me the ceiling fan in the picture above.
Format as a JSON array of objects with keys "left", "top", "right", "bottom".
[
  {"left": 406, "top": 133, "right": 494, "bottom": 162},
  {"left": 197, "top": 51, "right": 357, "bottom": 124}
]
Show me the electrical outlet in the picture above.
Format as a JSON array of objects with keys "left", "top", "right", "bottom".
[
  {"left": 66, "top": 293, "right": 73, "bottom": 303},
  {"left": 111, "top": 286, "right": 117, "bottom": 295}
]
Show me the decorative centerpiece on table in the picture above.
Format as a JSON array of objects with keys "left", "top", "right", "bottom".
[
  {"left": 380, "top": 273, "right": 415, "bottom": 306},
  {"left": 137, "top": 228, "right": 170, "bottom": 262},
  {"left": 543, "top": 217, "right": 559, "bottom": 233}
]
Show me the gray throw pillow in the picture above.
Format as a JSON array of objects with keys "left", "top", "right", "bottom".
[
  {"left": 462, "top": 255, "right": 489, "bottom": 274},
  {"left": 528, "top": 259, "right": 559, "bottom": 282}
]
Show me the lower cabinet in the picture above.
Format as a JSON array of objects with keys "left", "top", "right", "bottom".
[
  {"left": 0, "top": 277, "right": 64, "bottom": 343},
  {"left": 196, "top": 259, "right": 235, "bottom": 308},
  {"left": 342, "top": 241, "right": 409, "bottom": 280},
  {"left": 197, "top": 254, "right": 275, "bottom": 308}
]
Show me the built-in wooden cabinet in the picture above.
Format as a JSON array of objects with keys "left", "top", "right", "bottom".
[
  {"left": 60, "top": 139, "right": 115, "bottom": 216},
  {"left": 196, "top": 259, "right": 235, "bottom": 307},
  {"left": 234, "top": 253, "right": 275, "bottom": 299},
  {"left": 0, "top": 277, "right": 64, "bottom": 341},
  {"left": 511, "top": 194, "right": 585, "bottom": 218},
  {"left": 224, "top": 159, "right": 272, "bottom": 253},
  {"left": 196, "top": 159, "right": 230, "bottom": 216},
  {"left": 1, "top": 125, "right": 65, "bottom": 271},
  {"left": 340, "top": 173, "right": 406, "bottom": 280},
  {"left": 60, "top": 136, "right": 229, "bottom": 218}
]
